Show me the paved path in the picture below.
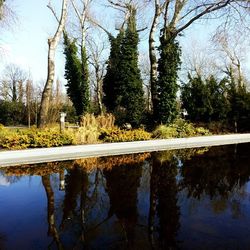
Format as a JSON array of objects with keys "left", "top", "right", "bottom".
[{"left": 0, "top": 134, "right": 250, "bottom": 167}]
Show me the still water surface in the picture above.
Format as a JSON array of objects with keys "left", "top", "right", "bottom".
[{"left": 0, "top": 143, "right": 250, "bottom": 250}]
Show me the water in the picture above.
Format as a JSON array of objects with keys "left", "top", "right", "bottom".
[{"left": 0, "top": 143, "right": 250, "bottom": 250}]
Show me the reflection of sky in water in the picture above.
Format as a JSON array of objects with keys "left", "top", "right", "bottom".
[
  {"left": 0, "top": 176, "right": 10, "bottom": 186},
  {"left": 0, "top": 143, "right": 249, "bottom": 249}
]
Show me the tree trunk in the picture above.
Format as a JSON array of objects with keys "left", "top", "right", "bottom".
[
  {"left": 97, "top": 80, "right": 103, "bottom": 115},
  {"left": 38, "top": 0, "right": 68, "bottom": 128},
  {"left": 96, "top": 66, "right": 103, "bottom": 115},
  {"left": 149, "top": 0, "right": 161, "bottom": 114},
  {"left": 12, "top": 80, "right": 17, "bottom": 101},
  {"left": 26, "top": 80, "right": 31, "bottom": 128}
]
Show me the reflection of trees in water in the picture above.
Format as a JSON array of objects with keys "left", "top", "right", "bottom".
[
  {"left": 104, "top": 162, "right": 142, "bottom": 249},
  {"left": 0, "top": 170, "right": 22, "bottom": 184},
  {"left": 42, "top": 175, "right": 63, "bottom": 250},
  {"left": 32, "top": 154, "right": 149, "bottom": 249},
  {"left": 180, "top": 144, "right": 250, "bottom": 199},
  {"left": 41, "top": 164, "right": 103, "bottom": 249},
  {"left": 60, "top": 164, "right": 89, "bottom": 249},
  {"left": 180, "top": 143, "right": 250, "bottom": 215},
  {"left": 61, "top": 167, "right": 88, "bottom": 227},
  {"left": 149, "top": 153, "right": 180, "bottom": 250}
]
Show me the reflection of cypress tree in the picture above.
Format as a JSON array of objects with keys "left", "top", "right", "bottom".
[
  {"left": 180, "top": 143, "right": 250, "bottom": 200},
  {"left": 61, "top": 166, "right": 88, "bottom": 228},
  {"left": 104, "top": 163, "right": 142, "bottom": 248},
  {"left": 150, "top": 153, "right": 180, "bottom": 249}
]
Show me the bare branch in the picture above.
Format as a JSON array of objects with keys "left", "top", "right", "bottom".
[
  {"left": 47, "top": 2, "right": 60, "bottom": 23},
  {"left": 87, "top": 16, "right": 113, "bottom": 38},
  {"left": 176, "top": 1, "right": 232, "bottom": 34},
  {"left": 70, "top": 0, "right": 82, "bottom": 23}
]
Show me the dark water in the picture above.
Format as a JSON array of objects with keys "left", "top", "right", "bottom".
[{"left": 0, "top": 143, "right": 250, "bottom": 250}]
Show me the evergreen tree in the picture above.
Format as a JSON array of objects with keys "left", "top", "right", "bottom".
[
  {"left": 206, "top": 76, "right": 229, "bottom": 121},
  {"left": 181, "top": 74, "right": 207, "bottom": 122},
  {"left": 181, "top": 74, "right": 229, "bottom": 122},
  {"left": 117, "top": 7, "right": 144, "bottom": 127},
  {"left": 103, "top": 31, "right": 124, "bottom": 112},
  {"left": 155, "top": 28, "right": 181, "bottom": 124},
  {"left": 227, "top": 73, "right": 250, "bottom": 132},
  {"left": 103, "top": 7, "right": 144, "bottom": 127},
  {"left": 80, "top": 45, "right": 90, "bottom": 114},
  {"left": 63, "top": 33, "right": 90, "bottom": 117}
]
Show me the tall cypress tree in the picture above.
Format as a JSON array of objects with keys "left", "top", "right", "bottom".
[
  {"left": 155, "top": 28, "right": 181, "bottom": 124},
  {"left": 117, "top": 7, "right": 144, "bottom": 127},
  {"left": 103, "top": 31, "right": 124, "bottom": 112},
  {"left": 63, "top": 33, "right": 90, "bottom": 117},
  {"left": 80, "top": 44, "right": 90, "bottom": 115},
  {"left": 103, "top": 7, "right": 144, "bottom": 127}
]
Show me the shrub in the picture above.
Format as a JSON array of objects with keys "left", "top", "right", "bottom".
[
  {"left": 0, "top": 132, "right": 31, "bottom": 149},
  {"left": 80, "top": 113, "right": 115, "bottom": 129},
  {"left": 153, "top": 119, "right": 211, "bottom": 139},
  {"left": 99, "top": 128, "right": 152, "bottom": 142},
  {"left": 0, "top": 128, "right": 74, "bottom": 150},
  {"left": 0, "top": 101, "right": 26, "bottom": 125},
  {"left": 69, "top": 127, "right": 100, "bottom": 145},
  {"left": 152, "top": 125, "right": 178, "bottom": 139},
  {"left": 69, "top": 113, "right": 116, "bottom": 144}
]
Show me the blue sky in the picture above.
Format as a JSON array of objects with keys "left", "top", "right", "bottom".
[
  {"left": 0, "top": 0, "right": 65, "bottom": 82},
  {"left": 0, "top": 0, "right": 207, "bottom": 81},
  {"left": 1, "top": 0, "right": 249, "bottom": 86}
]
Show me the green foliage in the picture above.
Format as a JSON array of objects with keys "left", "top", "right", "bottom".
[
  {"left": 153, "top": 119, "right": 211, "bottom": 139},
  {"left": 116, "top": 8, "right": 144, "bottom": 127},
  {"left": 103, "top": 8, "right": 144, "bottom": 127},
  {"left": 103, "top": 31, "right": 124, "bottom": 112},
  {"left": 63, "top": 33, "right": 90, "bottom": 117},
  {"left": 0, "top": 100, "right": 26, "bottom": 125},
  {"left": 155, "top": 28, "right": 181, "bottom": 124},
  {"left": 227, "top": 78, "right": 250, "bottom": 131},
  {"left": 181, "top": 72, "right": 250, "bottom": 131},
  {"left": 61, "top": 104, "right": 77, "bottom": 123},
  {"left": 206, "top": 76, "right": 229, "bottom": 121},
  {"left": 99, "top": 127, "right": 152, "bottom": 142},
  {"left": 181, "top": 74, "right": 229, "bottom": 122}
]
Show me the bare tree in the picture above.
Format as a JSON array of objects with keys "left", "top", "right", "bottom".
[
  {"left": 182, "top": 39, "right": 218, "bottom": 79},
  {"left": 148, "top": 0, "right": 250, "bottom": 111},
  {"left": 88, "top": 36, "right": 107, "bottom": 114},
  {"left": 26, "top": 79, "right": 33, "bottom": 128},
  {"left": 140, "top": 53, "right": 152, "bottom": 111},
  {"left": 213, "top": 29, "right": 249, "bottom": 87},
  {"left": 70, "top": 0, "right": 92, "bottom": 51},
  {"left": 38, "top": 0, "right": 69, "bottom": 128},
  {"left": 0, "top": 64, "right": 27, "bottom": 102},
  {"left": 0, "top": 0, "right": 17, "bottom": 30}
]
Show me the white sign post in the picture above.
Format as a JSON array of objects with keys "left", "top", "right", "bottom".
[{"left": 60, "top": 112, "right": 66, "bottom": 133}]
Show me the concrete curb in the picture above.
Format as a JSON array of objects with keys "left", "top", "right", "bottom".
[{"left": 0, "top": 134, "right": 250, "bottom": 167}]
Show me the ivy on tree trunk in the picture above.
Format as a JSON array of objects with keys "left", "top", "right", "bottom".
[{"left": 155, "top": 28, "right": 181, "bottom": 124}]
